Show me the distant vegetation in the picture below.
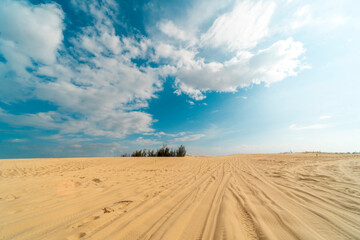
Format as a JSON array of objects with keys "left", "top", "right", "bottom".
[
  {"left": 122, "top": 144, "right": 186, "bottom": 157},
  {"left": 290, "top": 151, "right": 360, "bottom": 154}
]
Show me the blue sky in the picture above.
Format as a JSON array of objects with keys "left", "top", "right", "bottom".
[{"left": 0, "top": 0, "right": 359, "bottom": 158}]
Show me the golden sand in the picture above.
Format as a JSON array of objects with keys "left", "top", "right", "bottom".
[{"left": 1, "top": 153, "right": 359, "bottom": 239}]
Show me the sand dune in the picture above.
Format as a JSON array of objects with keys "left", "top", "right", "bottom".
[{"left": 0, "top": 153, "right": 359, "bottom": 240}]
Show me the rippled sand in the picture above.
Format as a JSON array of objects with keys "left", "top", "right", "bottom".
[{"left": 1, "top": 153, "right": 359, "bottom": 240}]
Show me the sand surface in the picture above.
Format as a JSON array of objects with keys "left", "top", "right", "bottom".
[{"left": 0, "top": 153, "right": 359, "bottom": 240}]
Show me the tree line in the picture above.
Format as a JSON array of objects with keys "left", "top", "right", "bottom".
[{"left": 122, "top": 144, "right": 186, "bottom": 157}]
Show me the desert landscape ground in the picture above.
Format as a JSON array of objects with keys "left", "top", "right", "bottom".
[{"left": 0, "top": 153, "right": 359, "bottom": 240}]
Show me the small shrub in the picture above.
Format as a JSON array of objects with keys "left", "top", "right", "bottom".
[
  {"left": 176, "top": 145, "right": 186, "bottom": 157},
  {"left": 148, "top": 149, "right": 156, "bottom": 157},
  {"left": 126, "top": 144, "right": 186, "bottom": 157},
  {"left": 131, "top": 150, "right": 143, "bottom": 157}
]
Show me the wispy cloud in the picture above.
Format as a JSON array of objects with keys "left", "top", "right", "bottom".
[
  {"left": 132, "top": 137, "right": 161, "bottom": 146},
  {"left": 289, "top": 124, "right": 329, "bottom": 130},
  {"left": 174, "top": 134, "right": 206, "bottom": 142},
  {"left": 135, "top": 131, "right": 205, "bottom": 144},
  {"left": 319, "top": 115, "right": 332, "bottom": 120},
  {"left": 9, "top": 138, "right": 27, "bottom": 143},
  {"left": 144, "top": 131, "right": 187, "bottom": 138},
  {"left": 201, "top": 0, "right": 275, "bottom": 51},
  {"left": 291, "top": 5, "right": 311, "bottom": 29},
  {"left": 240, "top": 96, "right": 248, "bottom": 100}
]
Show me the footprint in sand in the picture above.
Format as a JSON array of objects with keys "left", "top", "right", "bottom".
[
  {"left": 57, "top": 179, "right": 81, "bottom": 197},
  {"left": 4, "top": 194, "right": 20, "bottom": 201},
  {"left": 102, "top": 207, "right": 114, "bottom": 213},
  {"left": 66, "top": 232, "right": 86, "bottom": 240},
  {"left": 100, "top": 200, "right": 133, "bottom": 214},
  {"left": 92, "top": 178, "right": 101, "bottom": 183},
  {"left": 71, "top": 216, "right": 100, "bottom": 229}
]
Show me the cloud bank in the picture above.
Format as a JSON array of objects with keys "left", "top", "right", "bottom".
[
  {"left": 153, "top": 0, "right": 308, "bottom": 100},
  {"left": 0, "top": 0, "right": 309, "bottom": 141},
  {"left": 0, "top": 0, "right": 164, "bottom": 139}
]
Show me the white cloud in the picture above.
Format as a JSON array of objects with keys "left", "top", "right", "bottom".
[
  {"left": 150, "top": 1, "right": 310, "bottom": 101},
  {"left": 0, "top": 108, "right": 153, "bottom": 138},
  {"left": 0, "top": 109, "right": 61, "bottom": 130},
  {"left": 319, "top": 115, "right": 332, "bottom": 120},
  {"left": 201, "top": 0, "right": 275, "bottom": 51},
  {"left": 158, "top": 20, "right": 192, "bottom": 42},
  {"left": 281, "top": 2, "right": 349, "bottom": 33},
  {"left": 150, "top": 0, "right": 309, "bottom": 101},
  {"left": 174, "top": 134, "right": 205, "bottom": 142},
  {"left": 0, "top": 0, "right": 165, "bottom": 139},
  {"left": 236, "top": 96, "right": 248, "bottom": 99},
  {"left": 0, "top": 0, "right": 64, "bottom": 65},
  {"left": 9, "top": 138, "right": 27, "bottom": 143},
  {"left": 0, "top": 0, "right": 312, "bottom": 142},
  {"left": 142, "top": 131, "right": 205, "bottom": 143},
  {"left": 291, "top": 5, "right": 311, "bottom": 29},
  {"left": 289, "top": 124, "right": 329, "bottom": 130},
  {"left": 180, "top": 0, "right": 234, "bottom": 35},
  {"left": 153, "top": 43, "right": 197, "bottom": 68},
  {"left": 187, "top": 100, "right": 195, "bottom": 105},
  {"left": 174, "top": 79, "right": 206, "bottom": 100},
  {"left": 144, "top": 131, "right": 187, "bottom": 138},
  {"left": 132, "top": 137, "right": 161, "bottom": 146},
  {"left": 0, "top": 0, "right": 64, "bottom": 101},
  {"left": 174, "top": 38, "right": 307, "bottom": 100}
]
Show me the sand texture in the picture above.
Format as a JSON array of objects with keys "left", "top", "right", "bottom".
[{"left": 0, "top": 153, "right": 359, "bottom": 240}]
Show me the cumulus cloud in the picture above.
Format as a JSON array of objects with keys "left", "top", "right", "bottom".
[
  {"left": 158, "top": 20, "right": 192, "bottom": 42},
  {"left": 0, "top": 0, "right": 64, "bottom": 65},
  {"left": 0, "top": 0, "right": 310, "bottom": 141},
  {"left": 174, "top": 38, "right": 307, "bottom": 99},
  {"left": 0, "top": 0, "right": 64, "bottom": 101},
  {"left": 151, "top": 0, "right": 308, "bottom": 101},
  {"left": 0, "top": 0, "right": 165, "bottom": 138},
  {"left": 174, "top": 79, "right": 206, "bottom": 100},
  {"left": 153, "top": 43, "right": 197, "bottom": 68}
]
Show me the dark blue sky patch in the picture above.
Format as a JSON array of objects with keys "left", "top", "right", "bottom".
[
  {"left": 0, "top": 53, "right": 7, "bottom": 63},
  {"left": 0, "top": 99, "right": 58, "bottom": 115}
]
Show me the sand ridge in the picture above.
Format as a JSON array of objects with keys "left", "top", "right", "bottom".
[{"left": 0, "top": 153, "right": 359, "bottom": 239}]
